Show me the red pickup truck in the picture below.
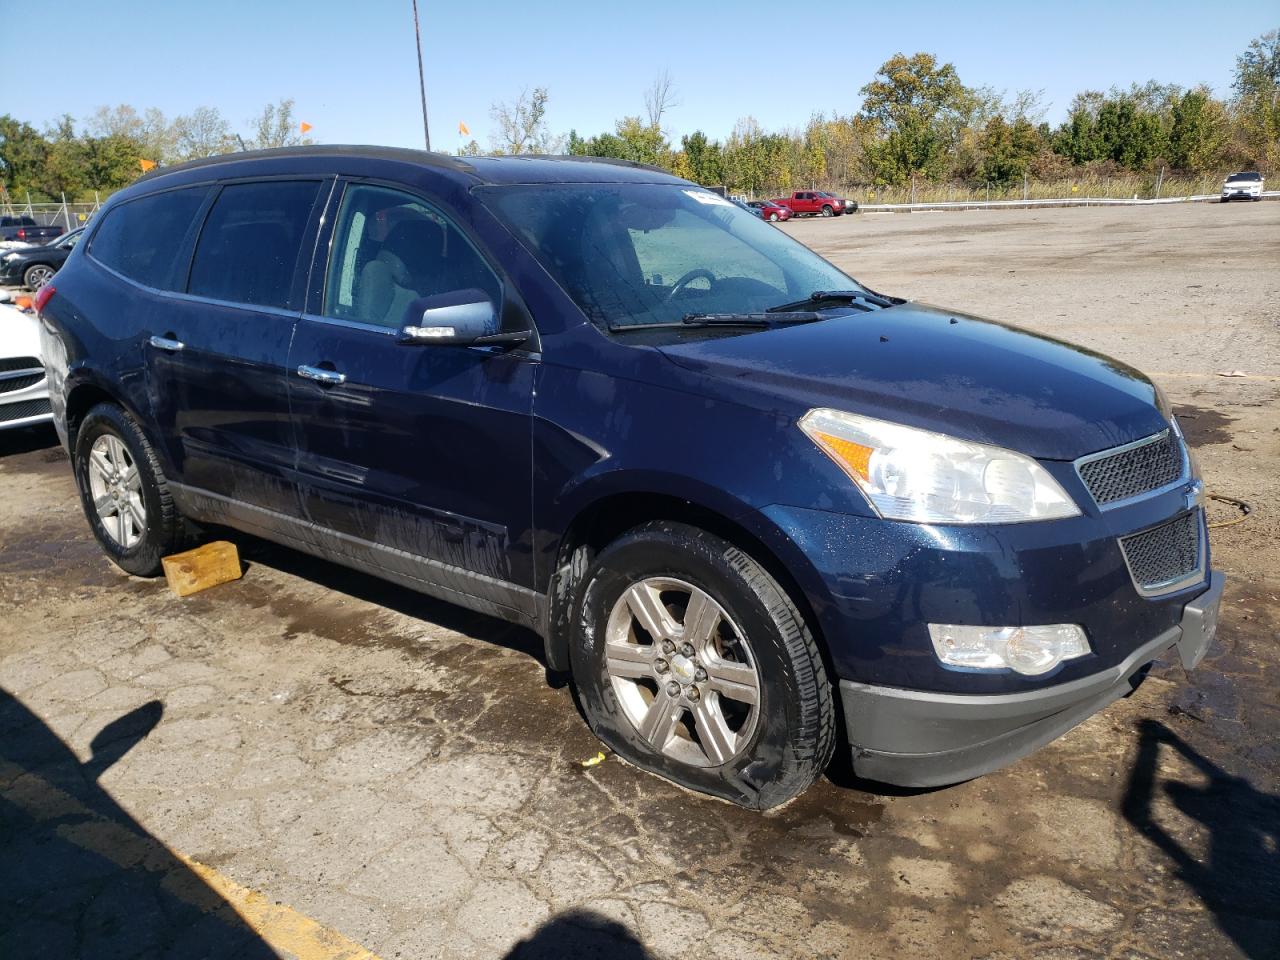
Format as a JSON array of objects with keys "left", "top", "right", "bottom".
[{"left": 772, "top": 191, "right": 855, "bottom": 217}]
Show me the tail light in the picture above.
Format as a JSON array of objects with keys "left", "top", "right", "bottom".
[
  {"left": 33, "top": 284, "right": 56, "bottom": 315},
  {"left": 16, "top": 228, "right": 26, "bottom": 240}
]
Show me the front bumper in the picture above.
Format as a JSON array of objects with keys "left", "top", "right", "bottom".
[{"left": 840, "top": 570, "right": 1224, "bottom": 786}]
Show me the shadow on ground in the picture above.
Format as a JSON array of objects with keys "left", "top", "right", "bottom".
[
  {"left": 1123, "top": 719, "right": 1280, "bottom": 960},
  {"left": 502, "top": 908, "right": 652, "bottom": 959},
  {"left": 0, "top": 687, "right": 277, "bottom": 959}
]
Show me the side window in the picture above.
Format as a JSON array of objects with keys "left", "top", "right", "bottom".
[
  {"left": 88, "top": 187, "right": 209, "bottom": 290},
  {"left": 322, "top": 183, "right": 502, "bottom": 329},
  {"left": 188, "top": 180, "right": 321, "bottom": 310}
]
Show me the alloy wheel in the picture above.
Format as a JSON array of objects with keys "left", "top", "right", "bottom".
[
  {"left": 25, "top": 264, "right": 55, "bottom": 290},
  {"left": 87, "top": 434, "right": 146, "bottom": 548},
  {"left": 604, "top": 577, "right": 760, "bottom": 767}
]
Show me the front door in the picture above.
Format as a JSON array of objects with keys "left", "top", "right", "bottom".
[
  {"left": 145, "top": 179, "right": 327, "bottom": 517},
  {"left": 286, "top": 182, "right": 538, "bottom": 621}
]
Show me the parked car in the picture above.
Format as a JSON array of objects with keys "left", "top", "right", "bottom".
[
  {"left": 0, "top": 216, "right": 64, "bottom": 245},
  {"left": 773, "top": 191, "right": 853, "bottom": 217},
  {"left": 746, "top": 199, "right": 794, "bottom": 222},
  {"left": 1220, "top": 171, "right": 1264, "bottom": 202},
  {"left": 0, "top": 293, "right": 54, "bottom": 432},
  {"left": 0, "top": 227, "right": 84, "bottom": 290},
  {"left": 37, "top": 147, "right": 1223, "bottom": 809}
]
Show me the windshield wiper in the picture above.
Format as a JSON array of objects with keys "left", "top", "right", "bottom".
[
  {"left": 766, "top": 289, "right": 893, "bottom": 313},
  {"left": 605, "top": 311, "right": 825, "bottom": 333},
  {"left": 681, "top": 311, "right": 825, "bottom": 327}
]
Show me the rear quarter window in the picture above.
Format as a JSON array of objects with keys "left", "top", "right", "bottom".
[{"left": 88, "top": 187, "right": 210, "bottom": 290}]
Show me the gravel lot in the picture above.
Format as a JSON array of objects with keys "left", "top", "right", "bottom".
[{"left": 2, "top": 202, "right": 1277, "bottom": 959}]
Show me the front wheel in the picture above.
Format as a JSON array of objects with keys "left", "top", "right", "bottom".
[
  {"left": 73, "top": 403, "right": 191, "bottom": 576},
  {"left": 570, "top": 521, "right": 835, "bottom": 809},
  {"left": 769, "top": 212, "right": 779, "bottom": 222},
  {"left": 821, "top": 205, "right": 834, "bottom": 217}
]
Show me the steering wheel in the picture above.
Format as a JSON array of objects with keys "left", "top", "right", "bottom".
[{"left": 666, "top": 268, "right": 717, "bottom": 302}]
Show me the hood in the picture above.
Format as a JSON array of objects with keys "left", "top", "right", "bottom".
[
  {"left": 657, "top": 303, "right": 1167, "bottom": 461},
  {"left": 0, "top": 304, "right": 43, "bottom": 356}
]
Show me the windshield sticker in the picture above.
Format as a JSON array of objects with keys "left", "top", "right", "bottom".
[{"left": 684, "top": 189, "right": 733, "bottom": 207}]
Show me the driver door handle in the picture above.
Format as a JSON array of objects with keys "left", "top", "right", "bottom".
[
  {"left": 149, "top": 335, "right": 185, "bottom": 352},
  {"left": 296, "top": 364, "right": 346, "bottom": 385}
]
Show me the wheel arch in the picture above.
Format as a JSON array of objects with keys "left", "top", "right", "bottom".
[
  {"left": 63, "top": 372, "right": 154, "bottom": 455},
  {"left": 543, "top": 487, "right": 832, "bottom": 681}
]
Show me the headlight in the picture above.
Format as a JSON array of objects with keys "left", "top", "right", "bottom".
[
  {"left": 928, "top": 623, "right": 1090, "bottom": 675},
  {"left": 799, "top": 408, "right": 1080, "bottom": 523}
]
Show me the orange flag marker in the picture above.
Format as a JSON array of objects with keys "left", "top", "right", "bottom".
[
  {"left": 300, "top": 122, "right": 313, "bottom": 134},
  {"left": 458, "top": 121, "right": 470, "bottom": 136},
  {"left": 139, "top": 159, "right": 156, "bottom": 172}
]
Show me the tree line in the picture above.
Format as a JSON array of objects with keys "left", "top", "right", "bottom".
[
  {"left": 480, "top": 30, "right": 1278, "bottom": 197},
  {"left": 2, "top": 30, "right": 1275, "bottom": 203},
  {"left": 0, "top": 99, "right": 311, "bottom": 202}
]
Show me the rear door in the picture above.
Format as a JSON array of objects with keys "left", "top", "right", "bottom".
[
  {"left": 286, "top": 180, "right": 538, "bottom": 619},
  {"left": 145, "top": 178, "right": 329, "bottom": 517}
]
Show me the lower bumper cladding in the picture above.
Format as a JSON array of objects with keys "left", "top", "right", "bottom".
[{"left": 840, "top": 571, "right": 1225, "bottom": 787}]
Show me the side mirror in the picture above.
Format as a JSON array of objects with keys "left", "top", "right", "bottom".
[{"left": 398, "top": 288, "right": 499, "bottom": 346}]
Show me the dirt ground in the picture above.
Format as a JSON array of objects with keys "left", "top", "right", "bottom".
[{"left": 2, "top": 202, "right": 1277, "bottom": 960}]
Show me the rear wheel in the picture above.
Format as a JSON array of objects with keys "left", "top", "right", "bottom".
[
  {"left": 23, "top": 263, "right": 55, "bottom": 290},
  {"left": 570, "top": 521, "right": 835, "bottom": 809},
  {"left": 769, "top": 212, "right": 779, "bottom": 222},
  {"left": 73, "top": 403, "right": 191, "bottom": 575}
]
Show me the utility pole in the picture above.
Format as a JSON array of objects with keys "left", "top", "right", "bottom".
[{"left": 411, "top": 0, "right": 431, "bottom": 151}]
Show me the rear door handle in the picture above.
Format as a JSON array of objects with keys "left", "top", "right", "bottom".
[
  {"left": 149, "top": 335, "right": 185, "bottom": 352},
  {"left": 296, "top": 364, "right": 346, "bottom": 385}
]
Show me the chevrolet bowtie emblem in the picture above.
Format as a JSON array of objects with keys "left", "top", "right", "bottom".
[{"left": 1185, "top": 480, "right": 1205, "bottom": 512}]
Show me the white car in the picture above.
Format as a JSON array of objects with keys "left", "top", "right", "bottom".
[
  {"left": 1221, "top": 171, "right": 1264, "bottom": 202},
  {"left": 0, "top": 295, "right": 53, "bottom": 431}
]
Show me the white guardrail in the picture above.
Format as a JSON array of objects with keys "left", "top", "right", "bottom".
[{"left": 858, "top": 191, "right": 1279, "bottom": 212}]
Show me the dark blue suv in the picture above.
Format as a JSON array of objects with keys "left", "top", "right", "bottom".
[{"left": 37, "top": 147, "right": 1224, "bottom": 809}]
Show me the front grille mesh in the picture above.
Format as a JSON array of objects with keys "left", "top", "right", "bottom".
[
  {"left": 1120, "top": 511, "right": 1201, "bottom": 590},
  {"left": 0, "top": 356, "right": 40, "bottom": 374},
  {"left": 0, "top": 397, "right": 52, "bottom": 423},
  {"left": 1078, "top": 431, "right": 1185, "bottom": 505},
  {"left": 0, "top": 373, "right": 44, "bottom": 394}
]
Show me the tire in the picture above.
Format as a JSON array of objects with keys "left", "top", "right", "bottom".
[
  {"left": 23, "top": 263, "right": 55, "bottom": 290},
  {"left": 570, "top": 521, "right": 835, "bottom": 809},
  {"left": 72, "top": 402, "right": 191, "bottom": 576},
  {"left": 821, "top": 205, "right": 834, "bottom": 217},
  {"left": 769, "top": 212, "right": 779, "bottom": 222}
]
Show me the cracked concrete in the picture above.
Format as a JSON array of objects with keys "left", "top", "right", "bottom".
[{"left": 2, "top": 203, "right": 1278, "bottom": 959}]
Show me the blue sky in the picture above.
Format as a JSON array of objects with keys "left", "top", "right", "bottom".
[{"left": 3, "top": 0, "right": 1275, "bottom": 149}]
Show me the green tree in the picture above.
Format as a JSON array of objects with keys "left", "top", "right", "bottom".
[
  {"left": 1232, "top": 29, "right": 1280, "bottom": 167},
  {"left": 980, "top": 116, "right": 1043, "bottom": 186},
  {"left": 1167, "top": 89, "right": 1229, "bottom": 172},
  {"left": 249, "top": 99, "right": 310, "bottom": 151},
  {"left": 489, "top": 87, "right": 561, "bottom": 154},
  {"left": 858, "top": 52, "right": 971, "bottom": 184},
  {"left": 0, "top": 115, "right": 49, "bottom": 195},
  {"left": 679, "top": 130, "right": 723, "bottom": 185}
]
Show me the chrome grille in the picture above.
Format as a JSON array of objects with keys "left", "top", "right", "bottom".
[
  {"left": 1077, "top": 431, "right": 1185, "bottom": 506},
  {"left": 0, "top": 397, "right": 52, "bottom": 423},
  {"left": 1120, "top": 511, "right": 1202, "bottom": 594}
]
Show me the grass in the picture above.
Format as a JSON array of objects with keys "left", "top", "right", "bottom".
[{"left": 835, "top": 174, "right": 1233, "bottom": 206}]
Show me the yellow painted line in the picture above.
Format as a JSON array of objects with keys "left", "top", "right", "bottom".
[{"left": 0, "top": 760, "right": 382, "bottom": 960}]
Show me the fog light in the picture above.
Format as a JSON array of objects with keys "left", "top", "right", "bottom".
[{"left": 928, "top": 624, "right": 1090, "bottom": 675}]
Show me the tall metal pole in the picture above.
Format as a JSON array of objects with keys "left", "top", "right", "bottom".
[{"left": 411, "top": 0, "right": 431, "bottom": 151}]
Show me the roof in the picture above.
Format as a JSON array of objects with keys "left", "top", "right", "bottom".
[{"left": 139, "top": 145, "right": 685, "bottom": 187}]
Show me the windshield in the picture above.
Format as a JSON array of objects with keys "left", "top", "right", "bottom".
[
  {"left": 477, "top": 183, "right": 858, "bottom": 330},
  {"left": 1226, "top": 172, "right": 1261, "bottom": 182}
]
